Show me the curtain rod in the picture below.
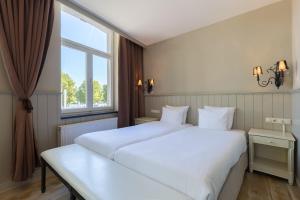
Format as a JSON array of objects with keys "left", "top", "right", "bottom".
[{"left": 56, "top": 0, "right": 146, "bottom": 47}]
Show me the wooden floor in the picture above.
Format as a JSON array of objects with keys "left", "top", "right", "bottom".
[
  {"left": 0, "top": 172, "right": 299, "bottom": 200},
  {"left": 238, "top": 173, "right": 300, "bottom": 200},
  {"left": 0, "top": 175, "right": 69, "bottom": 200}
]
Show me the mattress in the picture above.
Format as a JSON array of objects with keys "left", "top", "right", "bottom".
[
  {"left": 41, "top": 144, "right": 192, "bottom": 200},
  {"left": 75, "top": 121, "right": 191, "bottom": 159},
  {"left": 114, "top": 127, "right": 247, "bottom": 200}
]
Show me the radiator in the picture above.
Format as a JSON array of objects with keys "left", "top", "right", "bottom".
[{"left": 58, "top": 117, "right": 118, "bottom": 146}]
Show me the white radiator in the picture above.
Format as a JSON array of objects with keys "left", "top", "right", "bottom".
[{"left": 58, "top": 117, "right": 118, "bottom": 146}]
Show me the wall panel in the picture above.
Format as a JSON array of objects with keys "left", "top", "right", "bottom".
[
  {"left": 244, "top": 95, "right": 254, "bottom": 131},
  {"left": 253, "top": 94, "right": 263, "bottom": 129},
  {"left": 0, "top": 91, "right": 295, "bottom": 187},
  {"left": 145, "top": 92, "right": 292, "bottom": 132},
  {"left": 0, "top": 94, "right": 12, "bottom": 183},
  {"left": 263, "top": 94, "right": 273, "bottom": 130}
]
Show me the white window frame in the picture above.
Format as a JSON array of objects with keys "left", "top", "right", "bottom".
[{"left": 61, "top": 6, "right": 114, "bottom": 115}]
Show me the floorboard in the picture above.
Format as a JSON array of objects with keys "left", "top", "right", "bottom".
[
  {"left": 237, "top": 173, "right": 300, "bottom": 200},
  {"left": 0, "top": 172, "right": 298, "bottom": 200}
]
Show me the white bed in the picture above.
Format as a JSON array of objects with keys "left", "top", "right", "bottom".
[
  {"left": 75, "top": 121, "right": 191, "bottom": 159},
  {"left": 114, "top": 127, "right": 247, "bottom": 200}
]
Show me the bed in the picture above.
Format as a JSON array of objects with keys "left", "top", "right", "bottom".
[
  {"left": 114, "top": 127, "right": 247, "bottom": 200},
  {"left": 75, "top": 121, "right": 191, "bottom": 159},
  {"left": 41, "top": 126, "right": 247, "bottom": 200}
]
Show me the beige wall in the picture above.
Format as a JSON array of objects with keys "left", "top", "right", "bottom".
[
  {"left": 36, "top": 2, "right": 61, "bottom": 92},
  {"left": 292, "top": 0, "right": 300, "bottom": 181},
  {"left": 144, "top": 0, "right": 292, "bottom": 94},
  {"left": 293, "top": 0, "right": 300, "bottom": 89}
]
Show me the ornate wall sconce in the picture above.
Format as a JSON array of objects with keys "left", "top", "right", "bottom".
[
  {"left": 253, "top": 60, "right": 289, "bottom": 89},
  {"left": 137, "top": 79, "right": 155, "bottom": 93}
]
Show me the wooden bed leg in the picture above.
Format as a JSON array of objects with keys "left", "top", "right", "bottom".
[
  {"left": 70, "top": 192, "right": 76, "bottom": 200},
  {"left": 41, "top": 158, "right": 46, "bottom": 193}
]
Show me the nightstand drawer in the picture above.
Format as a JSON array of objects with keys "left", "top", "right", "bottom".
[{"left": 252, "top": 136, "right": 289, "bottom": 148}]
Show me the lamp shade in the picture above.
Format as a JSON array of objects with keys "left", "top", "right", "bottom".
[
  {"left": 149, "top": 79, "right": 154, "bottom": 86},
  {"left": 277, "top": 60, "right": 288, "bottom": 71},
  {"left": 253, "top": 66, "right": 263, "bottom": 76},
  {"left": 137, "top": 79, "right": 143, "bottom": 86}
]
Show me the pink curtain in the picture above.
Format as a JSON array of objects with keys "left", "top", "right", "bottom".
[
  {"left": 118, "top": 36, "right": 145, "bottom": 127},
  {"left": 0, "top": 0, "right": 54, "bottom": 181}
]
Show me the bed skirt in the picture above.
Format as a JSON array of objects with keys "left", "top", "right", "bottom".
[{"left": 218, "top": 151, "right": 248, "bottom": 200}]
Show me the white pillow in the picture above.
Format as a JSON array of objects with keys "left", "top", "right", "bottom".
[
  {"left": 165, "top": 105, "right": 189, "bottom": 124},
  {"left": 198, "top": 108, "right": 229, "bottom": 131},
  {"left": 160, "top": 107, "right": 185, "bottom": 125},
  {"left": 204, "top": 106, "right": 235, "bottom": 130}
]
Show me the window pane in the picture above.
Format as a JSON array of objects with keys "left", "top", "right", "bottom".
[
  {"left": 61, "top": 11, "right": 108, "bottom": 52},
  {"left": 61, "top": 46, "right": 87, "bottom": 109},
  {"left": 93, "top": 55, "right": 109, "bottom": 107}
]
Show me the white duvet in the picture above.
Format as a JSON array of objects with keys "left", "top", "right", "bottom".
[
  {"left": 114, "top": 127, "right": 247, "bottom": 200},
  {"left": 75, "top": 121, "right": 191, "bottom": 159}
]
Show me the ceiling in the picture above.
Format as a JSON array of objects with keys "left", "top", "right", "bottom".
[{"left": 72, "top": 0, "right": 281, "bottom": 46}]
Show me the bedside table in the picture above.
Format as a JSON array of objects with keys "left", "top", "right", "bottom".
[
  {"left": 249, "top": 128, "right": 295, "bottom": 185},
  {"left": 135, "top": 117, "right": 159, "bottom": 125}
]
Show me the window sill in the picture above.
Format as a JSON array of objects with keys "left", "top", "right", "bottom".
[{"left": 61, "top": 110, "right": 118, "bottom": 120}]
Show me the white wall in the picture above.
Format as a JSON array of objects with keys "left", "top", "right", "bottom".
[{"left": 144, "top": 1, "right": 292, "bottom": 94}]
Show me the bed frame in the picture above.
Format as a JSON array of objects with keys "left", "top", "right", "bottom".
[{"left": 41, "top": 157, "right": 84, "bottom": 200}]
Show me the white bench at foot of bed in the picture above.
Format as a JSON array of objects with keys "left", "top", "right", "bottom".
[{"left": 41, "top": 144, "right": 192, "bottom": 200}]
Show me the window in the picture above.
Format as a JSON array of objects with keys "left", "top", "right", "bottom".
[{"left": 61, "top": 7, "right": 113, "bottom": 113}]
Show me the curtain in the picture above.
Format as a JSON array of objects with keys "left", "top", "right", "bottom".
[
  {"left": 118, "top": 36, "right": 145, "bottom": 127},
  {"left": 0, "top": 0, "right": 54, "bottom": 181}
]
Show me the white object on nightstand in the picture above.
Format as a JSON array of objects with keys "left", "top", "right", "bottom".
[
  {"left": 135, "top": 117, "right": 159, "bottom": 125},
  {"left": 249, "top": 128, "right": 295, "bottom": 185},
  {"left": 265, "top": 117, "right": 292, "bottom": 134}
]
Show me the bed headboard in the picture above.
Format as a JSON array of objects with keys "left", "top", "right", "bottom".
[{"left": 145, "top": 92, "right": 292, "bottom": 132}]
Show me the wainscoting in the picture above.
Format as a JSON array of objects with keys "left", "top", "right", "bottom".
[
  {"left": 0, "top": 91, "right": 295, "bottom": 188},
  {"left": 145, "top": 92, "right": 292, "bottom": 132},
  {"left": 0, "top": 92, "right": 117, "bottom": 188}
]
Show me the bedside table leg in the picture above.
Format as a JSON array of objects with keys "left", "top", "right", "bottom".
[
  {"left": 288, "top": 175, "right": 294, "bottom": 185},
  {"left": 249, "top": 137, "right": 254, "bottom": 173},
  {"left": 249, "top": 167, "right": 253, "bottom": 173},
  {"left": 288, "top": 146, "right": 294, "bottom": 185}
]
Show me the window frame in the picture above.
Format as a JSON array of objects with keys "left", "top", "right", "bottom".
[{"left": 60, "top": 7, "right": 114, "bottom": 115}]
